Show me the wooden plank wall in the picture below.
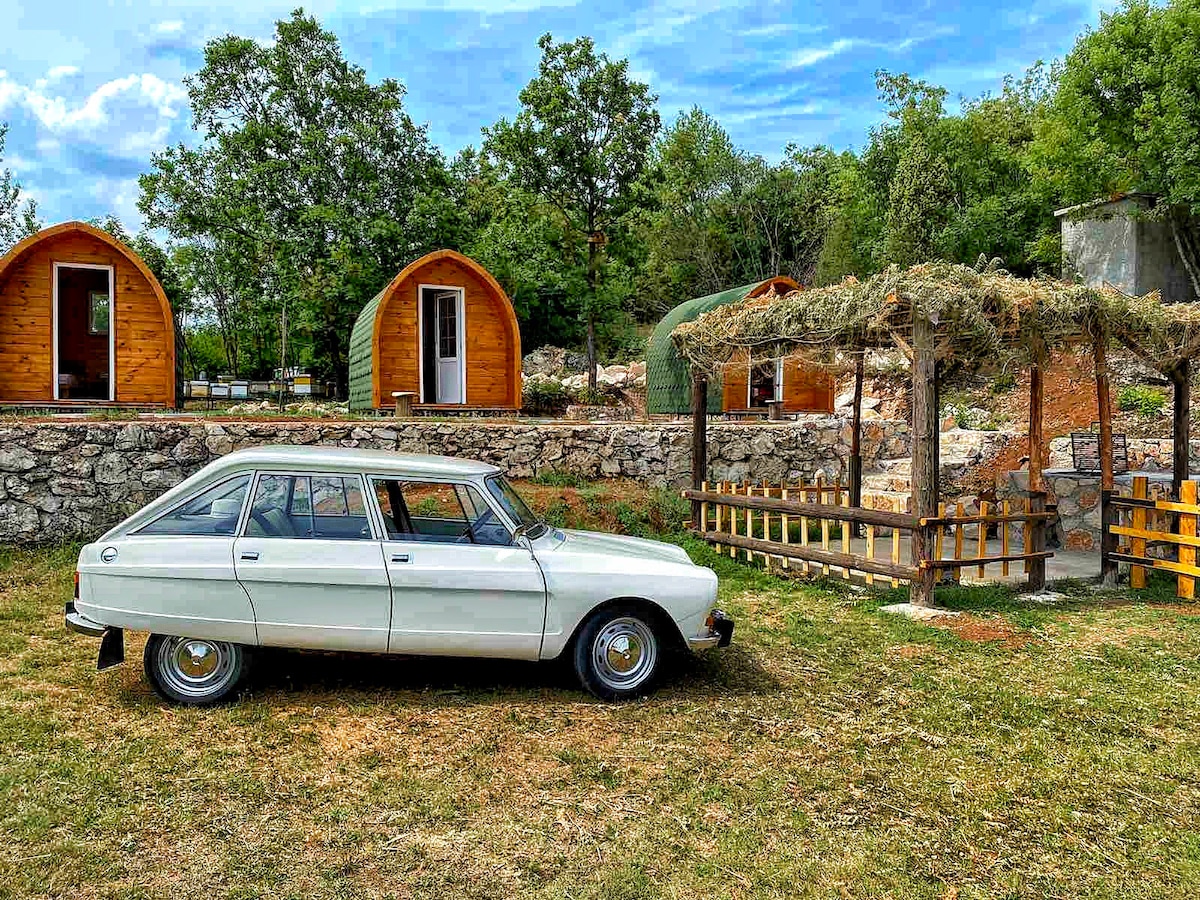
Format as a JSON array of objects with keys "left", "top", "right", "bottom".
[
  {"left": 0, "top": 232, "right": 172, "bottom": 403},
  {"left": 375, "top": 257, "right": 519, "bottom": 408}
]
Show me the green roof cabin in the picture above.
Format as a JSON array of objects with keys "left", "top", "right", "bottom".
[
  {"left": 349, "top": 250, "right": 522, "bottom": 412},
  {"left": 646, "top": 276, "right": 834, "bottom": 416}
]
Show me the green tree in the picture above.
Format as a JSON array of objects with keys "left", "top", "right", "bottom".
[
  {"left": 881, "top": 134, "right": 953, "bottom": 266},
  {"left": 0, "top": 123, "right": 40, "bottom": 254},
  {"left": 1030, "top": 0, "right": 1200, "bottom": 295},
  {"left": 139, "top": 10, "right": 448, "bottom": 395},
  {"left": 485, "top": 33, "right": 660, "bottom": 389}
]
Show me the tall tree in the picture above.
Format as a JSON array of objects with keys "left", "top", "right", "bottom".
[
  {"left": 485, "top": 33, "right": 660, "bottom": 389},
  {"left": 0, "top": 123, "right": 41, "bottom": 254},
  {"left": 881, "top": 134, "right": 953, "bottom": 267},
  {"left": 1030, "top": 0, "right": 1200, "bottom": 296},
  {"left": 139, "top": 10, "right": 448, "bottom": 394}
]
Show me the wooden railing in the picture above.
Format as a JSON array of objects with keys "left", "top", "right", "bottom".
[
  {"left": 1107, "top": 476, "right": 1199, "bottom": 599},
  {"left": 683, "top": 478, "right": 1054, "bottom": 589}
]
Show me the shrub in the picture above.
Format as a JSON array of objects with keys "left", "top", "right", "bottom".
[
  {"left": 530, "top": 469, "right": 590, "bottom": 488},
  {"left": 1117, "top": 385, "right": 1167, "bottom": 418},
  {"left": 522, "top": 379, "right": 570, "bottom": 416}
]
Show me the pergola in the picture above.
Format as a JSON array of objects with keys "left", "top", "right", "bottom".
[{"left": 674, "top": 259, "right": 1200, "bottom": 603}]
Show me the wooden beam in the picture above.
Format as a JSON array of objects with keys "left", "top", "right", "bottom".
[
  {"left": 681, "top": 489, "right": 914, "bottom": 530},
  {"left": 910, "top": 309, "right": 939, "bottom": 607},
  {"left": 849, "top": 353, "right": 864, "bottom": 536},
  {"left": 1028, "top": 349, "right": 1045, "bottom": 494},
  {"left": 692, "top": 529, "right": 917, "bottom": 581},
  {"left": 1172, "top": 359, "right": 1191, "bottom": 499},
  {"left": 690, "top": 371, "right": 708, "bottom": 527},
  {"left": 1095, "top": 331, "right": 1117, "bottom": 584}
]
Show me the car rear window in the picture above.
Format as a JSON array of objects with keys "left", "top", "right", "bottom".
[{"left": 137, "top": 475, "right": 251, "bottom": 537}]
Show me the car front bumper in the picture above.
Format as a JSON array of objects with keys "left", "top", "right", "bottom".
[{"left": 688, "top": 608, "right": 734, "bottom": 650}]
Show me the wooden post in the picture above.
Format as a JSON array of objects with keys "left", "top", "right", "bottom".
[
  {"left": 1131, "top": 475, "right": 1148, "bottom": 589},
  {"left": 1095, "top": 332, "right": 1118, "bottom": 584},
  {"left": 849, "top": 353, "right": 865, "bottom": 537},
  {"left": 690, "top": 371, "right": 708, "bottom": 528},
  {"left": 1028, "top": 348, "right": 1045, "bottom": 494},
  {"left": 1180, "top": 479, "right": 1198, "bottom": 600},
  {"left": 909, "top": 308, "right": 939, "bottom": 606},
  {"left": 1171, "top": 359, "right": 1191, "bottom": 500},
  {"left": 1028, "top": 490, "right": 1047, "bottom": 591}
]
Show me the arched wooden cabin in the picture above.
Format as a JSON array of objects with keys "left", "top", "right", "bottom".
[
  {"left": 646, "top": 277, "right": 834, "bottom": 416},
  {"left": 0, "top": 221, "right": 176, "bottom": 407},
  {"left": 348, "top": 250, "right": 521, "bottom": 412}
]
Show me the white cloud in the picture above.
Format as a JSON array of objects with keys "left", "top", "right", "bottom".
[
  {"left": 46, "top": 65, "right": 80, "bottom": 81},
  {"left": 789, "top": 39, "right": 854, "bottom": 69},
  {"left": 155, "top": 20, "right": 185, "bottom": 34},
  {"left": 1, "top": 72, "right": 187, "bottom": 133},
  {"left": 741, "top": 23, "right": 826, "bottom": 38}
]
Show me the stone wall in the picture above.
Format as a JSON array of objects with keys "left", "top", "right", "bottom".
[{"left": 0, "top": 416, "right": 910, "bottom": 543}]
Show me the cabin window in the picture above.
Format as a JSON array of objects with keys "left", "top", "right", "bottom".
[
  {"left": 749, "top": 358, "right": 784, "bottom": 408},
  {"left": 88, "top": 291, "right": 110, "bottom": 335}
]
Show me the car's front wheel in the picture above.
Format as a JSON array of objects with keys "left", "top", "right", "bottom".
[
  {"left": 573, "top": 606, "right": 664, "bottom": 701},
  {"left": 144, "top": 634, "right": 247, "bottom": 705}
]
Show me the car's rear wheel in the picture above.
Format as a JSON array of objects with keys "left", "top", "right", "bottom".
[
  {"left": 144, "top": 634, "right": 246, "bottom": 706},
  {"left": 573, "top": 606, "right": 663, "bottom": 701}
]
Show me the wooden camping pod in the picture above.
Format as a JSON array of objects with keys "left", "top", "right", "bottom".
[
  {"left": 0, "top": 221, "right": 176, "bottom": 407},
  {"left": 348, "top": 250, "right": 522, "bottom": 411}
]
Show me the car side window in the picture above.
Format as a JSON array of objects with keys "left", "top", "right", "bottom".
[
  {"left": 137, "top": 475, "right": 251, "bottom": 536},
  {"left": 245, "top": 474, "right": 373, "bottom": 540},
  {"left": 372, "top": 479, "right": 510, "bottom": 546}
]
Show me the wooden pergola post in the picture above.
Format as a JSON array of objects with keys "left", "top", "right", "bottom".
[
  {"left": 1027, "top": 345, "right": 1047, "bottom": 591},
  {"left": 1095, "top": 330, "right": 1118, "bottom": 585},
  {"left": 690, "top": 370, "right": 708, "bottom": 526},
  {"left": 910, "top": 310, "right": 939, "bottom": 607},
  {"left": 849, "top": 352, "right": 865, "bottom": 536},
  {"left": 1171, "top": 358, "right": 1191, "bottom": 500}
]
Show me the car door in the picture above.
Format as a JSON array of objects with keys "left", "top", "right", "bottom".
[
  {"left": 79, "top": 473, "right": 259, "bottom": 643},
  {"left": 234, "top": 472, "right": 391, "bottom": 652},
  {"left": 371, "top": 477, "right": 547, "bottom": 659}
]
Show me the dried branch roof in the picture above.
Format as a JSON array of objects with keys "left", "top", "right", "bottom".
[{"left": 671, "top": 258, "right": 1200, "bottom": 375}]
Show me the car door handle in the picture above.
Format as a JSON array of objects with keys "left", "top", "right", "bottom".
[
  {"left": 240, "top": 551, "right": 260, "bottom": 561},
  {"left": 390, "top": 553, "right": 411, "bottom": 564}
]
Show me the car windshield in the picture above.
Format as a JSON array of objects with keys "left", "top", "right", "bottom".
[{"left": 486, "top": 475, "right": 547, "bottom": 539}]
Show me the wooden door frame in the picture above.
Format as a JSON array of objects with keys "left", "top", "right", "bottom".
[
  {"left": 746, "top": 355, "right": 785, "bottom": 408},
  {"left": 52, "top": 261, "right": 115, "bottom": 402},
  {"left": 416, "top": 283, "right": 466, "bottom": 404}
]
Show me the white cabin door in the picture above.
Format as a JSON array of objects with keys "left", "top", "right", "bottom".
[{"left": 434, "top": 290, "right": 463, "bottom": 404}]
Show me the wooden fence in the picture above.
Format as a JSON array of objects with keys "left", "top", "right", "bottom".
[
  {"left": 683, "top": 477, "right": 1054, "bottom": 590},
  {"left": 1106, "top": 476, "right": 1199, "bottom": 599}
]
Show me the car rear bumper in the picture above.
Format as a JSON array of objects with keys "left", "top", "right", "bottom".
[
  {"left": 65, "top": 601, "right": 106, "bottom": 637},
  {"left": 688, "top": 608, "right": 734, "bottom": 650}
]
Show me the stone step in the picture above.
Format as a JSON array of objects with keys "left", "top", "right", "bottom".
[
  {"left": 862, "top": 472, "right": 912, "bottom": 492},
  {"left": 860, "top": 489, "right": 913, "bottom": 514}
]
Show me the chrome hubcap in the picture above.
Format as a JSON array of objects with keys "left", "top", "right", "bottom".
[
  {"left": 157, "top": 636, "right": 236, "bottom": 699},
  {"left": 592, "top": 617, "right": 657, "bottom": 692}
]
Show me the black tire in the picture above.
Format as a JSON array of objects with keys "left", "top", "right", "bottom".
[
  {"left": 144, "top": 634, "right": 247, "bottom": 706},
  {"left": 573, "top": 605, "right": 665, "bottom": 701}
]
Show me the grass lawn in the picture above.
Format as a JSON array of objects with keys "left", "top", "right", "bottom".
[{"left": 2, "top": 490, "right": 1200, "bottom": 897}]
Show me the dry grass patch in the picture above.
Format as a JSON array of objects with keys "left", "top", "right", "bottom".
[{"left": 1, "top": 542, "right": 1199, "bottom": 898}]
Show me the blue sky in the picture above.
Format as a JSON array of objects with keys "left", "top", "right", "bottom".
[{"left": 0, "top": 0, "right": 1118, "bottom": 231}]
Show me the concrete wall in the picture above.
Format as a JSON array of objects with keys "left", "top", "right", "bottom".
[{"left": 1059, "top": 196, "right": 1196, "bottom": 303}]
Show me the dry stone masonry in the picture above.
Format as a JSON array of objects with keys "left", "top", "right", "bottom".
[{"left": 0, "top": 416, "right": 910, "bottom": 543}]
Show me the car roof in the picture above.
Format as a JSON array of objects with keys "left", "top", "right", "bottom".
[{"left": 209, "top": 445, "right": 503, "bottom": 478}]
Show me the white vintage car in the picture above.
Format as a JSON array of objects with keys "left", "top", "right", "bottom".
[{"left": 66, "top": 446, "right": 731, "bottom": 704}]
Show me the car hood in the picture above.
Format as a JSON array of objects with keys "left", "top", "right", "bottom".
[{"left": 543, "top": 528, "right": 693, "bottom": 565}]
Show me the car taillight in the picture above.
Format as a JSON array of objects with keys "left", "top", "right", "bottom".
[{"left": 73, "top": 571, "right": 79, "bottom": 599}]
